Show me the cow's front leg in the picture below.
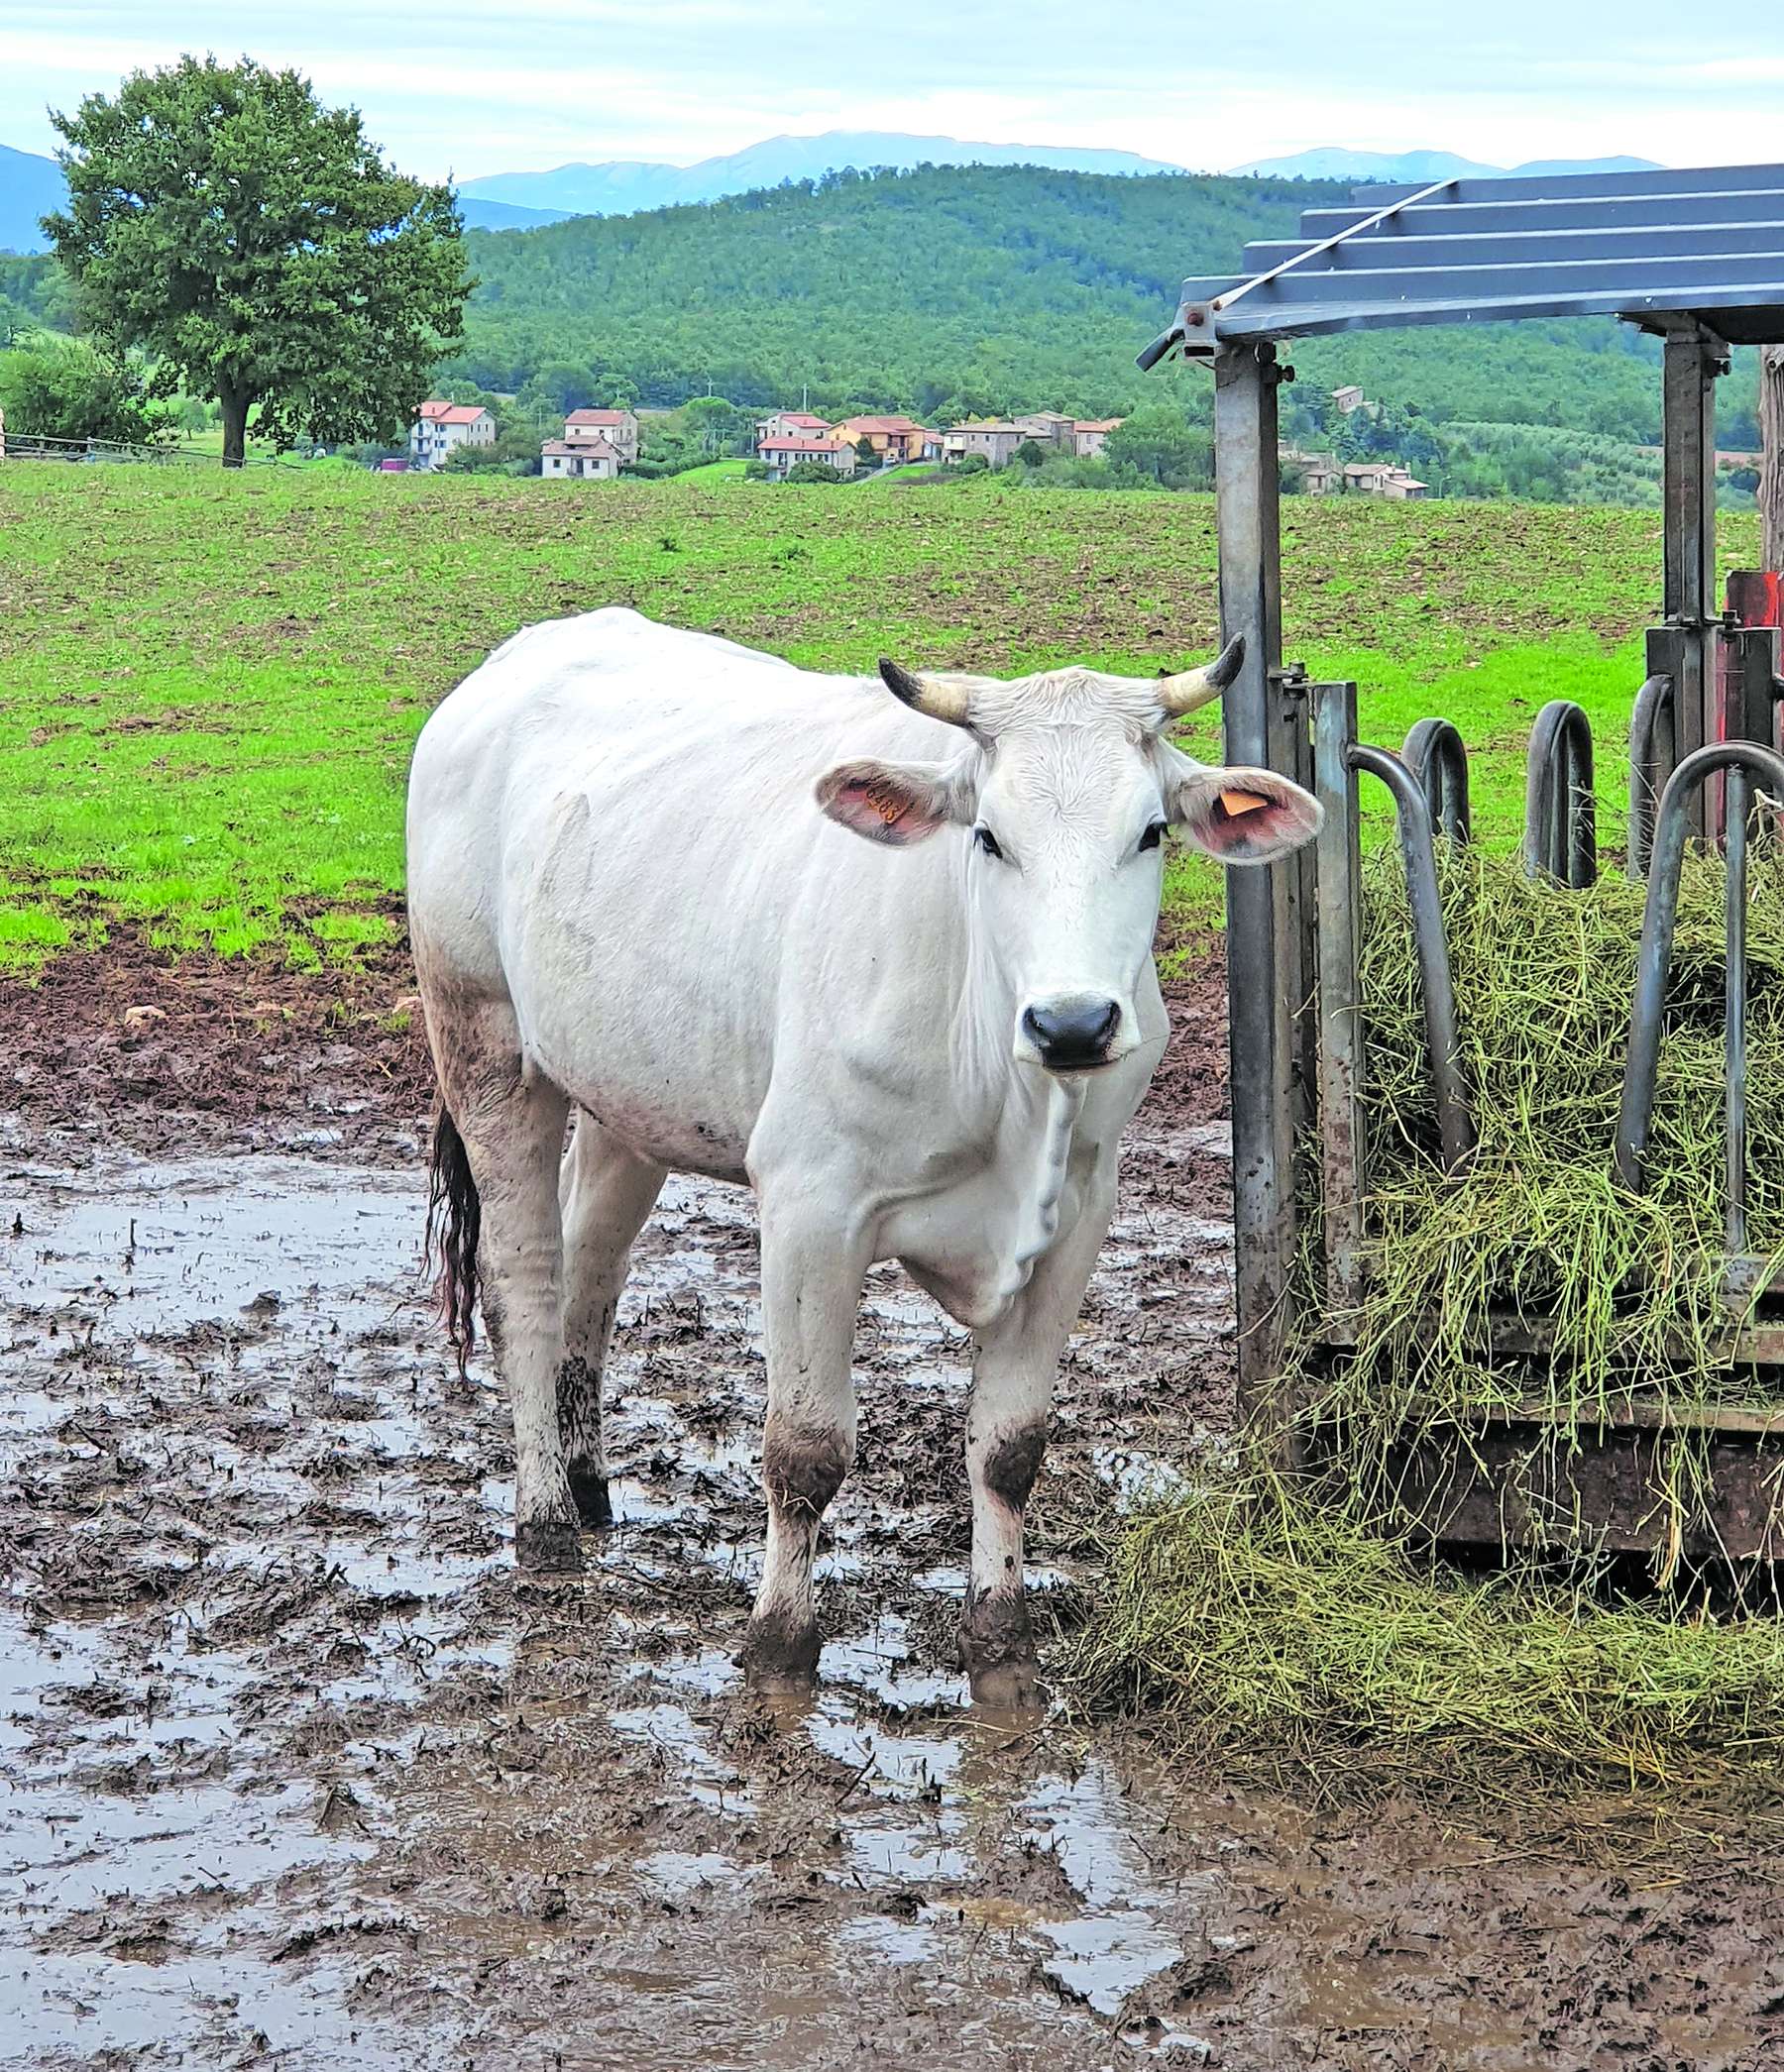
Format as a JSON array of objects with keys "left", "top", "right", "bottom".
[
  {"left": 740, "top": 1191, "right": 871, "bottom": 1693},
  {"left": 963, "top": 1177, "right": 1117, "bottom": 1710}
]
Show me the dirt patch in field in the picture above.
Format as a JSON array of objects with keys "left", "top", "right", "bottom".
[
  {"left": 4, "top": 948, "right": 1784, "bottom": 2068},
  {"left": 1, "top": 917, "right": 432, "bottom": 1158}
]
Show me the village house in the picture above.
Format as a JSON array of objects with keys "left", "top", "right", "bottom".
[
  {"left": 1013, "top": 411, "right": 1077, "bottom": 448},
  {"left": 410, "top": 400, "right": 496, "bottom": 471},
  {"left": 1071, "top": 418, "right": 1122, "bottom": 459},
  {"left": 1330, "top": 384, "right": 1369, "bottom": 415},
  {"left": 1342, "top": 460, "right": 1428, "bottom": 499},
  {"left": 564, "top": 407, "right": 639, "bottom": 466},
  {"left": 756, "top": 410, "right": 832, "bottom": 448},
  {"left": 1282, "top": 446, "right": 1342, "bottom": 493},
  {"left": 541, "top": 437, "right": 621, "bottom": 481},
  {"left": 831, "top": 415, "right": 930, "bottom": 465},
  {"left": 757, "top": 435, "right": 858, "bottom": 483},
  {"left": 944, "top": 421, "right": 1027, "bottom": 469}
]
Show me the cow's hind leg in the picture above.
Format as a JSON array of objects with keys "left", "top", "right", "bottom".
[
  {"left": 739, "top": 1190, "right": 871, "bottom": 1693},
  {"left": 557, "top": 1112, "right": 665, "bottom": 1528},
  {"left": 429, "top": 994, "right": 577, "bottom": 1572},
  {"left": 962, "top": 1177, "right": 1118, "bottom": 1711}
]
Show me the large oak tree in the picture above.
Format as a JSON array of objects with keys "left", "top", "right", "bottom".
[{"left": 44, "top": 55, "right": 470, "bottom": 466}]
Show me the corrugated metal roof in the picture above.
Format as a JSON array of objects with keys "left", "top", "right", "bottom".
[{"left": 1140, "top": 162, "right": 1784, "bottom": 363}]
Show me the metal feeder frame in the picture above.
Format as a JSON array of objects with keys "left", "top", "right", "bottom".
[{"left": 1141, "top": 162, "right": 1784, "bottom": 1557}]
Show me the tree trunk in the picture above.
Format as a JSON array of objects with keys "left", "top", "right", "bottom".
[
  {"left": 219, "top": 388, "right": 250, "bottom": 470},
  {"left": 1762, "top": 344, "right": 1784, "bottom": 571}
]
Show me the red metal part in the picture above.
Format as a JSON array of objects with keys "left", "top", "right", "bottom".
[{"left": 1728, "top": 569, "right": 1784, "bottom": 629}]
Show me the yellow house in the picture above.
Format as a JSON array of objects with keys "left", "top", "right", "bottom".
[{"left": 831, "top": 415, "right": 929, "bottom": 464}]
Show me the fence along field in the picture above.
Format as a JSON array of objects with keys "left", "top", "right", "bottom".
[{"left": 0, "top": 463, "right": 1757, "bottom": 969}]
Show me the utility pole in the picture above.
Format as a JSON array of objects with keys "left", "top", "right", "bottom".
[{"left": 1761, "top": 344, "right": 1784, "bottom": 570}]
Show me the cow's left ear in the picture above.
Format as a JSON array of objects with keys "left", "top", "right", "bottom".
[
  {"left": 1161, "top": 747, "right": 1322, "bottom": 864},
  {"left": 816, "top": 757, "right": 974, "bottom": 846}
]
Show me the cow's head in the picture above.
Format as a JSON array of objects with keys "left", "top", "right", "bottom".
[{"left": 815, "top": 639, "right": 1321, "bottom": 1075}]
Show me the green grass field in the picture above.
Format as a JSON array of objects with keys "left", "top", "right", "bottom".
[{"left": 0, "top": 463, "right": 1761, "bottom": 970}]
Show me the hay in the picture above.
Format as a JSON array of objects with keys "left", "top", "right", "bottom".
[
  {"left": 1078, "top": 841, "right": 1784, "bottom": 1799},
  {"left": 1076, "top": 1471, "right": 1784, "bottom": 1805}
]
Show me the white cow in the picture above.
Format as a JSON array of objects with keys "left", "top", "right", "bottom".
[{"left": 406, "top": 608, "right": 1318, "bottom": 1706}]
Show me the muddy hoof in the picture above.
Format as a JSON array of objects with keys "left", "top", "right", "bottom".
[
  {"left": 737, "top": 1607, "right": 821, "bottom": 1690},
  {"left": 968, "top": 1660, "right": 1045, "bottom": 1715},
  {"left": 567, "top": 1463, "right": 613, "bottom": 1530},
  {"left": 513, "top": 1517, "right": 584, "bottom": 1573}
]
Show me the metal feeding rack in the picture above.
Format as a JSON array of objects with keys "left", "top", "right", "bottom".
[{"left": 1141, "top": 163, "right": 1784, "bottom": 1559}]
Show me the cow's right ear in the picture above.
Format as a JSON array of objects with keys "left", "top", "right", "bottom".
[{"left": 816, "top": 758, "right": 973, "bottom": 847}]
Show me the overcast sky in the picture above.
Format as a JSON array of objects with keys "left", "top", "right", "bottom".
[{"left": 3, "top": 2, "right": 1779, "bottom": 181}]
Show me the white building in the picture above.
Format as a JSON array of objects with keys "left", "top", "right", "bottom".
[
  {"left": 411, "top": 401, "right": 495, "bottom": 471},
  {"left": 756, "top": 411, "right": 833, "bottom": 448},
  {"left": 757, "top": 435, "right": 857, "bottom": 482},
  {"left": 542, "top": 437, "right": 621, "bottom": 481},
  {"left": 563, "top": 408, "right": 639, "bottom": 466}
]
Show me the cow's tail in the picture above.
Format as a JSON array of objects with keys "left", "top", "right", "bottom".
[{"left": 425, "top": 1101, "right": 482, "bottom": 1373}]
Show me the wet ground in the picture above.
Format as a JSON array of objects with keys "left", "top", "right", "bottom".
[{"left": 6, "top": 966, "right": 1784, "bottom": 2069}]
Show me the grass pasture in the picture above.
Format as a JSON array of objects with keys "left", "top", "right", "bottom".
[{"left": 0, "top": 460, "right": 1761, "bottom": 968}]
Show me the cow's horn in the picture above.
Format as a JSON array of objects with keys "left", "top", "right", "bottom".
[
  {"left": 878, "top": 657, "right": 972, "bottom": 728},
  {"left": 1156, "top": 635, "right": 1246, "bottom": 717}
]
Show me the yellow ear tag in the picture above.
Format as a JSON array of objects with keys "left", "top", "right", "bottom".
[{"left": 1218, "top": 790, "right": 1271, "bottom": 818}]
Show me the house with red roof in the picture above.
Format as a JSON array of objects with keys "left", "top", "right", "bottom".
[
  {"left": 831, "top": 415, "right": 930, "bottom": 465},
  {"left": 563, "top": 407, "right": 639, "bottom": 466},
  {"left": 755, "top": 410, "right": 833, "bottom": 449},
  {"left": 411, "top": 399, "right": 496, "bottom": 471},
  {"left": 757, "top": 435, "right": 858, "bottom": 483}
]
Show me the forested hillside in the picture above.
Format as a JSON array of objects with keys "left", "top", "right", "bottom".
[
  {"left": 450, "top": 164, "right": 1762, "bottom": 445},
  {"left": 3, "top": 160, "right": 1763, "bottom": 461}
]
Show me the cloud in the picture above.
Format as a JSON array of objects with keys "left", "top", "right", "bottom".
[{"left": 0, "top": 1, "right": 1777, "bottom": 179}]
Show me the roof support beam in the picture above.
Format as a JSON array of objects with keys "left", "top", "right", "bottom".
[
  {"left": 1214, "top": 342, "right": 1305, "bottom": 1447},
  {"left": 1660, "top": 323, "right": 1727, "bottom": 842}
]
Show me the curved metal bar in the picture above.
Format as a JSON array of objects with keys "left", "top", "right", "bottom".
[
  {"left": 1616, "top": 740, "right": 1784, "bottom": 1198},
  {"left": 1627, "top": 673, "right": 1676, "bottom": 881},
  {"left": 1347, "top": 743, "right": 1475, "bottom": 1173},
  {"left": 1522, "top": 700, "right": 1597, "bottom": 887},
  {"left": 1400, "top": 717, "right": 1472, "bottom": 846}
]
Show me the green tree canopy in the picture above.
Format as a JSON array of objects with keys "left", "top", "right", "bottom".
[
  {"left": 44, "top": 55, "right": 471, "bottom": 465},
  {"left": 0, "top": 338, "right": 166, "bottom": 445}
]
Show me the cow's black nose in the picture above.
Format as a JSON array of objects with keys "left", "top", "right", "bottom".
[{"left": 1022, "top": 998, "right": 1121, "bottom": 1069}]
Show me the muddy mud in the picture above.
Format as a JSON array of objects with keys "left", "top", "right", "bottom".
[{"left": 5, "top": 959, "right": 1784, "bottom": 2069}]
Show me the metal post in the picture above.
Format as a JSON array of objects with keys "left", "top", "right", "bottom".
[
  {"left": 1659, "top": 325, "right": 1727, "bottom": 842},
  {"left": 1617, "top": 740, "right": 1784, "bottom": 1194},
  {"left": 1214, "top": 341, "right": 1298, "bottom": 1431},
  {"left": 1313, "top": 684, "right": 1365, "bottom": 1318}
]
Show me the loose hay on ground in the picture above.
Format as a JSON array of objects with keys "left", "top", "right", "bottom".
[{"left": 1079, "top": 841, "right": 1784, "bottom": 1801}]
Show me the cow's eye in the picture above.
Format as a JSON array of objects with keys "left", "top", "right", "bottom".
[
  {"left": 973, "top": 825, "right": 1004, "bottom": 861},
  {"left": 1138, "top": 819, "right": 1169, "bottom": 853}
]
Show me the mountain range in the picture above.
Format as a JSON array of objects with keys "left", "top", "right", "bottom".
[
  {"left": 459, "top": 131, "right": 1186, "bottom": 218},
  {"left": 1, "top": 129, "right": 1679, "bottom": 255},
  {"left": 1224, "top": 147, "right": 1661, "bottom": 183}
]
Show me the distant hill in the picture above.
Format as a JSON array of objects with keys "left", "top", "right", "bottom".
[
  {"left": 449, "top": 162, "right": 1762, "bottom": 448},
  {"left": 0, "top": 144, "right": 570, "bottom": 245},
  {"left": 1225, "top": 147, "right": 1661, "bottom": 183},
  {"left": 458, "top": 196, "right": 575, "bottom": 233},
  {"left": 0, "top": 145, "right": 62, "bottom": 254},
  {"left": 461, "top": 131, "right": 1188, "bottom": 217}
]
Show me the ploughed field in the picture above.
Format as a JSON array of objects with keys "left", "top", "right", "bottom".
[{"left": 3, "top": 465, "right": 1782, "bottom": 2068}]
